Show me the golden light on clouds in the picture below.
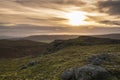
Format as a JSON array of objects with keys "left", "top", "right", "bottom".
[
  {"left": 0, "top": 0, "right": 119, "bottom": 36},
  {"left": 65, "top": 11, "right": 87, "bottom": 26}
]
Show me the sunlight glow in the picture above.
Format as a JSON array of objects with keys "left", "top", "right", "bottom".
[{"left": 65, "top": 11, "right": 87, "bottom": 26}]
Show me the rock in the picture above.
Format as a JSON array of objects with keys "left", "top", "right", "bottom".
[
  {"left": 18, "top": 60, "right": 39, "bottom": 70},
  {"left": 27, "top": 60, "right": 39, "bottom": 67},
  {"left": 89, "top": 53, "right": 112, "bottom": 65},
  {"left": 110, "top": 69, "right": 120, "bottom": 79},
  {"left": 75, "top": 64, "right": 110, "bottom": 80},
  {"left": 61, "top": 64, "right": 110, "bottom": 80},
  {"left": 61, "top": 68, "right": 75, "bottom": 80},
  {"left": 18, "top": 65, "right": 27, "bottom": 70}
]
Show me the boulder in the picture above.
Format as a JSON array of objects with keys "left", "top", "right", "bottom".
[
  {"left": 27, "top": 60, "right": 39, "bottom": 66},
  {"left": 61, "top": 64, "right": 110, "bottom": 80},
  {"left": 18, "top": 60, "right": 39, "bottom": 70},
  {"left": 88, "top": 53, "right": 112, "bottom": 65},
  {"left": 18, "top": 65, "right": 27, "bottom": 70},
  {"left": 61, "top": 68, "right": 75, "bottom": 80},
  {"left": 75, "top": 64, "right": 110, "bottom": 80}
]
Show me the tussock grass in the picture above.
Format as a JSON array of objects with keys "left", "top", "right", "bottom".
[{"left": 0, "top": 44, "right": 120, "bottom": 80}]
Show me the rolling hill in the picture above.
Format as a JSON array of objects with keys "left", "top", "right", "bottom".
[
  {"left": 23, "top": 35, "right": 79, "bottom": 42},
  {"left": 0, "top": 42, "right": 120, "bottom": 80},
  {"left": 45, "top": 36, "right": 120, "bottom": 54},
  {"left": 0, "top": 36, "right": 120, "bottom": 58},
  {"left": 0, "top": 39, "right": 48, "bottom": 58},
  {"left": 0, "top": 33, "right": 119, "bottom": 42},
  {"left": 0, "top": 36, "right": 17, "bottom": 39},
  {"left": 0, "top": 36, "right": 120, "bottom": 80},
  {"left": 93, "top": 33, "right": 120, "bottom": 39},
  {"left": 22, "top": 33, "right": 120, "bottom": 42}
]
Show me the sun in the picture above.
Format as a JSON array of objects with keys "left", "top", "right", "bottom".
[{"left": 65, "top": 11, "right": 87, "bottom": 26}]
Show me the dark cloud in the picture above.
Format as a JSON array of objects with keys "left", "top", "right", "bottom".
[
  {"left": 0, "top": 22, "right": 7, "bottom": 26},
  {"left": 53, "top": 0, "right": 86, "bottom": 5},
  {"left": 15, "top": 0, "right": 86, "bottom": 5},
  {"left": 100, "top": 20, "right": 120, "bottom": 26},
  {"left": 0, "top": 24, "right": 66, "bottom": 36},
  {"left": 0, "top": 0, "right": 119, "bottom": 36},
  {"left": 86, "top": 16, "right": 105, "bottom": 21},
  {"left": 0, "top": 24, "right": 120, "bottom": 37},
  {"left": 13, "top": 0, "right": 86, "bottom": 11},
  {"left": 0, "top": 24, "right": 69, "bottom": 32},
  {"left": 28, "top": 17, "right": 67, "bottom": 21},
  {"left": 98, "top": 0, "right": 120, "bottom": 15}
]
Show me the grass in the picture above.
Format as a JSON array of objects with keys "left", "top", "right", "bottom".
[
  {"left": 0, "top": 44, "right": 120, "bottom": 80},
  {"left": 0, "top": 40, "right": 47, "bottom": 58}
]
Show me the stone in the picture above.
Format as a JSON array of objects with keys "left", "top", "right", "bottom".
[
  {"left": 61, "top": 64, "right": 110, "bottom": 80},
  {"left": 75, "top": 64, "right": 110, "bottom": 80},
  {"left": 89, "top": 53, "right": 112, "bottom": 65},
  {"left": 18, "top": 60, "right": 39, "bottom": 70},
  {"left": 61, "top": 68, "right": 75, "bottom": 80}
]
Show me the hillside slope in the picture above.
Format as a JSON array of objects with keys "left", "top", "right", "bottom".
[
  {"left": 0, "top": 44, "right": 120, "bottom": 80},
  {"left": 22, "top": 33, "right": 120, "bottom": 42},
  {"left": 23, "top": 35, "right": 79, "bottom": 42},
  {"left": 0, "top": 40, "right": 48, "bottom": 58},
  {"left": 45, "top": 36, "right": 120, "bottom": 53},
  {"left": 0, "top": 36, "right": 120, "bottom": 58},
  {"left": 0, "top": 37, "right": 119, "bottom": 80},
  {"left": 93, "top": 33, "right": 120, "bottom": 39}
]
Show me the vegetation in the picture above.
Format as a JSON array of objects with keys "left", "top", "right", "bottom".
[
  {"left": 0, "top": 43, "right": 120, "bottom": 80},
  {"left": 0, "top": 39, "right": 47, "bottom": 58},
  {"left": 0, "top": 44, "right": 120, "bottom": 80}
]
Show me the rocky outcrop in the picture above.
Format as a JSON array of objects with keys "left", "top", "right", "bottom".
[
  {"left": 18, "top": 60, "right": 39, "bottom": 70},
  {"left": 88, "top": 53, "right": 112, "bottom": 65},
  {"left": 44, "top": 36, "right": 120, "bottom": 54},
  {"left": 61, "top": 64, "right": 110, "bottom": 80},
  {"left": 61, "top": 53, "right": 113, "bottom": 80},
  {"left": 75, "top": 64, "right": 110, "bottom": 80}
]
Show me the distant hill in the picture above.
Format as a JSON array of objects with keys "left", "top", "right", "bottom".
[
  {"left": 0, "top": 36, "right": 120, "bottom": 58},
  {"left": 93, "top": 33, "right": 120, "bottom": 39},
  {"left": 0, "top": 40, "right": 48, "bottom": 58},
  {"left": 0, "top": 36, "right": 18, "bottom": 39},
  {"left": 1, "top": 33, "right": 119, "bottom": 42},
  {"left": 44, "top": 36, "right": 120, "bottom": 53},
  {"left": 22, "top": 33, "right": 120, "bottom": 42},
  {"left": 23, "top": 35, "right": 79, "bottom": 42}
]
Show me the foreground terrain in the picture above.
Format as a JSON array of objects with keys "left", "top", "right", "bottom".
[{"left": 0, "top": 36, "right": 120, "bottom": 80}]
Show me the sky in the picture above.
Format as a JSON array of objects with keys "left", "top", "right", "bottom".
[{"left": 0, "top": 0, "right": 120, "bottom": 37}]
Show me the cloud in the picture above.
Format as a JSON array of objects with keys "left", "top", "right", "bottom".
[
  {"left": 28, "top": 17, "right": 67, "bottom": 22},
  {"left": 0, "top": 0, "right": 120, "bottom": 36},
  {"left": 98, "top": 0, "right": 120, "bottom": 15},
  {"left": 0, "top": 0, "right": 109, "bottom": 27},
  {"left": 100, "top": 20, "right": 120, "bottom": 26},
  {"left": 15, "top": 0, "right": 86, "bottom": 5},
  {"left": 0, "top": 24, "right": 119, "bottom": 37}
]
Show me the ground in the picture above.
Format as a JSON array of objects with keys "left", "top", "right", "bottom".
[{"left": 0, "top": 44, "right": 120, "bottom": 80}]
